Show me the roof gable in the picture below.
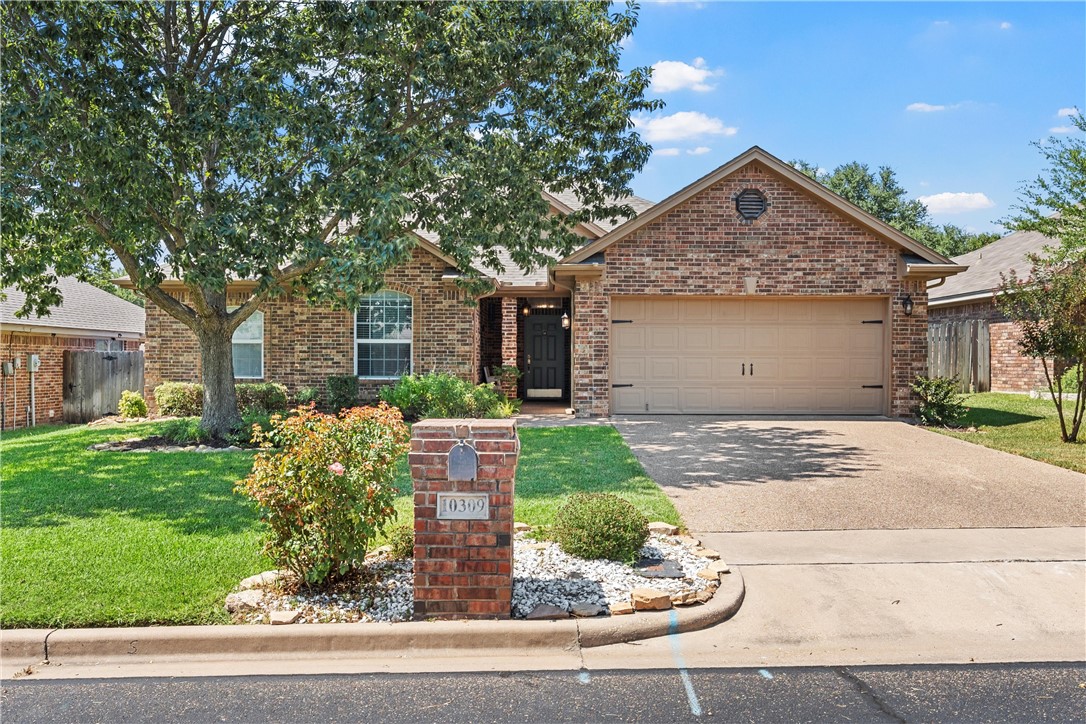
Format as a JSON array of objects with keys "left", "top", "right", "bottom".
[{"left": 562, "top": 146, "right": 955, "bottom": 266}]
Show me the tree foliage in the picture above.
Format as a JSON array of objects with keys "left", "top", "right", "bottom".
[
  {"left": 1, "top": 1, "right": 657, "bottom": 434},
  {"left": 790, "top": 160, "right": 999, "bottom": 257},
  {"left": 997, "top": 111, "right": 1086, "bottom": 443}
]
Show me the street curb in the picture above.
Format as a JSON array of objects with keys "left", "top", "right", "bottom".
[{"left": 1, "top": 570, "right": 743, "bottom": 665}]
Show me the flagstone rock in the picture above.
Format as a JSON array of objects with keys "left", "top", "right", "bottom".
[
  {"left": 706, "top": 560, "right": 730, "bottom": 575},
  {"left": 648, "top": 522, "right": 679, "bottom": 536},
  {"left": 238, "top": 570, "right": 290, "bottom": 590},
  {"left": 631, "top": 587, "right": 672, "bottom": 611},
  {"left": 609, "top": 602, "right": 635, "bottom": 615},
  {"left": 697, "top": 568, "right": 722, "bottom": 581},
  {"left": 513, "top": 522, "right": 532, "bottom": 532},
  {"left": 526, "top": 603, "right": 570, "bottom": 620},
  {"left": 571, "top": 602, "right": 605, "bottom": 618},
  {"left": 225, "top": 589, "right": 265, "bottom": 613},
  {"left": 269, "top": 610, "right": 301, "bottom": 625},
  {"left": 674, "top": 536, "right": 700, "bottom": 548},
  {"left": 693, "top": 548, "right": 721, "bottom": 560}
]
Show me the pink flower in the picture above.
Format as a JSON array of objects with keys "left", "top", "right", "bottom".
[{"left": 328, "top": 462, "right": 345, "bottom": 476}]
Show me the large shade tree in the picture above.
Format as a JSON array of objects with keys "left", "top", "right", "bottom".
[{"left": 1, "top": 1, "right": 658, "bottom": 434}]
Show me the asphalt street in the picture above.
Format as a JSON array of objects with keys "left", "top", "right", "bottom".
[{"left": 4, "top": 663, "right": 1085, "bottom": 723}]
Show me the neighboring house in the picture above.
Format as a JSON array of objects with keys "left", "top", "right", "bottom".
[
  {"left": 1, "top": 276, "right": 145, "bottom": 429},
  {"left": 928, "top": 229, "right": 1056, "bottom": 393},
  {"left": 132, "top": 146, "right": 963, "bottom": 418}
]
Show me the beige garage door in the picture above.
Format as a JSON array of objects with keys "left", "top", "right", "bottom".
[{"left": 611, "top": 297, "right": 887, "bottom": 414}]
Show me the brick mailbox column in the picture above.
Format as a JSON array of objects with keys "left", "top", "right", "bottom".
[{"left": 410, "top": 419, "right": 519, "bottom": 619}]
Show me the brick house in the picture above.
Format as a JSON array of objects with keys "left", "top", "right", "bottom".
[
  {"left": 134, "top": 146, "right": 963, "bottom": 417},
  {"left": 927, "top": 228, "right": 1056, "bottom": 393},
  {"left": 1, "top": 276, "right": 145, "bottom": 429}
]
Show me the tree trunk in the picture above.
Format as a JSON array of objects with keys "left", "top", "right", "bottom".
[{"left": 196, "top": 324, "right": 243, "bottom": 438}]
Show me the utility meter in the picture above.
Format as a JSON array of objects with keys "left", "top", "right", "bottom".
[
  {"left": 28, "top": 354, "right": 42, "bottom": 372},
  {"left": 1, "top": 361, "right": 12, "bottom": 376}
]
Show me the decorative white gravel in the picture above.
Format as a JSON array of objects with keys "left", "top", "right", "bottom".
[{"left": 241, "top": 533, "right": 712, "bottom": 624}]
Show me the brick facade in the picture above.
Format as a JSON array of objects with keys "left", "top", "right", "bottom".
[
  {"left": 571, "top": 160, "right": 928, "bottom": 418},
  {"left": 142, "top": 246, "right": 479, "bottom": 411},
  {"left": 1, "top": 333, "right": 142, "bottom": 429},
  {"left": 410, "top": 419, "right": 517, "bottom": 619},
  {"left": 928, "top": 300, "right": 1048, "bottom": 393}
]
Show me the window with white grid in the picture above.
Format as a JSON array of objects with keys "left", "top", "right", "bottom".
[
  {"left": 232, "top": 310, "right": 264, "bottom": 379},
  {"left": 355, "top": 291, "right": 412, "bottom": 378}
]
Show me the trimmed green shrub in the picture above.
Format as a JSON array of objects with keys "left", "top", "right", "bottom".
[
  {"left": 117, "top": 390, "right": 148, "bottom": 419},
  {"left": 379, "top": 372, "right": 511, "bottom": 420},
  {"left": 235, "top": 382, "right": 288, "bottom": 414},
  {"left": 295, "top": 386, "right": 321, "bottom": 407},
  {"left": 326, "top": 375, "right": 359, "bottom": 412},
  {"left": 226, "top": 410, "right": 277, "bottom": 447},
  {"left": 385, "top": 523, "right": 415, "bottom": 560},
  {"left": 236, "top": 403, "right": 410, "bottom": 585},
  {"left": 554, "top": 493, "right": 648, "bottom": 563},
  {"left": 911, "top": 375, "right": 967, "bottom": 427},
  {"left": 161, "top": 417, "right": 213, "bottom": 445},
  {"left": 154, "top": 382, "right": 203, "bottom": 416}
]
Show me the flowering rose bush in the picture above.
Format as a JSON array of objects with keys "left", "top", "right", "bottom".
[{"left": 236, "top": 403, "right": 410, "bottom": 585}]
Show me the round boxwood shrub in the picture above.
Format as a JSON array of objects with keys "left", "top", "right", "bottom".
[{"left": 554, "top": 493, "right": 649, "bottom": 563}]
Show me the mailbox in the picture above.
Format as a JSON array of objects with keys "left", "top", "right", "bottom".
[{"left": 447, "top": 441, "right": 479, "bottom": 481}]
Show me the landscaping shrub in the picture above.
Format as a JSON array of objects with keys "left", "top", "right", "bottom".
[
  {"left": 911, "top": 375, "right": 968, "bottom": 427},
  {"left": 553, "top": 493, "right": 648, "bottom": 563},
  {"left": 235, "top": 382, "right": 288, "bottom": 414},
  {"left": 326, "top": 375, "right": 359, "bottom": 411},
  {"left": 117, "top": 390, "right": 148, "bottom": 419},
  {"left": 295, "top": 386, "right": 321, "bottom": 407},
  {"left": 161, "top": 417, "right": 214, "bottom": 445},
  {"left": 154, "top": 381, "right": 203, "bottom": 416},
  {"left": 379, "top": 372, "right": 512, "bottom": 420},
  {"left": 236, "top": 403, "right": 410, "bottom": 585},
  {"left": 226, "top": 410, "right": 277, "bottom": 447},
  {"left": 385, "top": 523, "right": 415, "bottom": 560}
]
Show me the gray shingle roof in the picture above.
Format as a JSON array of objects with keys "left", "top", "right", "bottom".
[
  {"left": 1, "top": 276, "right": 145, "bottom": 336},
  {"left": 928, "top": 229, "right": 1060, "bottom": 305},
  {"left": 546, "top": 189, "right": 656, "bottom": 232}
]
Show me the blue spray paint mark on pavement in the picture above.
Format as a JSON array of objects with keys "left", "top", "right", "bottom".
[
  {"left": 759, "top": 669, "right": 774, "bottom": 680},
  {"left": 578, "top": 670, "right": 591, "bottom": 685},
  {"left": 668, "top": 610, "right": 703, "bottom": 717}
]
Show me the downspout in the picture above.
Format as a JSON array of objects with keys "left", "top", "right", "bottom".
[{"left": 29, "top": 356, "right": 36, "bottom": 427}]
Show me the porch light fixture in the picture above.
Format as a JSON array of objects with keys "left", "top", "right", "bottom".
[
  {"left": 521, "top": 304, "right": 531, "bottom": 317},
  {"left": 900, "top": 294, "right": 914, "bottom": 316},
  {"left": 560, "top": 311, "right": 570, "bottom": 330}
]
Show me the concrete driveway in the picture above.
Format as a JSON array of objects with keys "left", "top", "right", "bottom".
[{"left": 612, "top": 417, "right": 1086, "bottom": 533}]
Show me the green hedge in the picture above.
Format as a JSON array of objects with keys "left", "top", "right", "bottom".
[
  {"left": 379, "top": 372, "right": 516, "bottom": 420},
  {"left": 153, "top": 381, "right": 288, "bottom": 416}
]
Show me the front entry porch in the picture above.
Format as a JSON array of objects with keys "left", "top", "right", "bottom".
[{"left": 479, "top": 296, "right": 571, "bottom": 403}]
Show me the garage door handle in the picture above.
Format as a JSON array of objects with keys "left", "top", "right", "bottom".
[
  {"left": 741, "top": 363, "right": 745, "bottom": 376},
  {"left": 750, "top": 362, "right": 754, "bottom": 376},
  {"left": 612, "top": 384, "right": 633, "bottom": 388},
  {"left": 862, "top": 385, "right": 884, "bottom": 389}
]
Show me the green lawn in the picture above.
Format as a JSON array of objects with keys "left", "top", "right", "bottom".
[
  {"left": 930, "top": 392, "right": 1085, "bottom": 474},
  {"left": 1, "top": 422, "right": 679, "bottom": 628}
]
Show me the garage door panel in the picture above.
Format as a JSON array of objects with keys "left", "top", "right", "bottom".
[
  {"left": 610, "top": 297, "right": 886, "bottom": 415},
  {"left": 648, "top": 387, "right": 680, "bottom": 413},
  {"left": 649, "top": 357, "right": 680, "bottom": 381}
]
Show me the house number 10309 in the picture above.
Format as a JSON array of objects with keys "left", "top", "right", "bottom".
[{"left": 436, "top": 493, "right": 490, "bottom": 520}]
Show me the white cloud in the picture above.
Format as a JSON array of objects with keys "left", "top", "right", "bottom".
[
  {"left": 907, "top": 102, "right": 947, "bottom": 112},
  {"left": 918, "top": 192, "right": 995, "bottom": 214},
  {"left": 999, "top": 21, "right": 1012, "bottom": 30},
  {"left": 1057, "top": 107, "right": 1077, "bottom": 117},
  {"left": 634, "top": 111, "right": 738, "bottom": 143},
  {"left": 650, "top": 58, "right": 724, "bottom": 93},
  {"left": 1050, "top": 126, "right": 1076, "bottom": 134},
  {"left": 687, "top": 146, "right": 711, "bottom": 156},
  {"left": 655, "top": 148, "right": 681, "bottom": 157}
]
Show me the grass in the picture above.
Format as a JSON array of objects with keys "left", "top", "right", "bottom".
[
  {"left": 929, "top": 392, "right": 1085, "bottom": 474},
  {"left": 1, "top": 422, "right": 678, "bottom": 628}
]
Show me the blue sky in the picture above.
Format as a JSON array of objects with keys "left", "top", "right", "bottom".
[{"left": 621, "top": 1, "right": 1085, "bottom": 234}]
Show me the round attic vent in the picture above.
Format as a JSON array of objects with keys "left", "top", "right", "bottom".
[{"left": 735, "top": 189, "right": 768, "bottom": 220}]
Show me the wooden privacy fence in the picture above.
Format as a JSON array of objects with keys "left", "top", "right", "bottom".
[
  {"left": 928, "top": 320, "right": 990, "bottom": 393},
  {"left": 62, "top": 350, "right": 144, "bottom": 423}
]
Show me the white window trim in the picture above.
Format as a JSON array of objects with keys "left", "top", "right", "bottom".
[
  {"left": 230, "top": 308, "right": 264, "bottom": 380},
  {"left": 354, "top": 291, "right": 413, "bottom": 380}
]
